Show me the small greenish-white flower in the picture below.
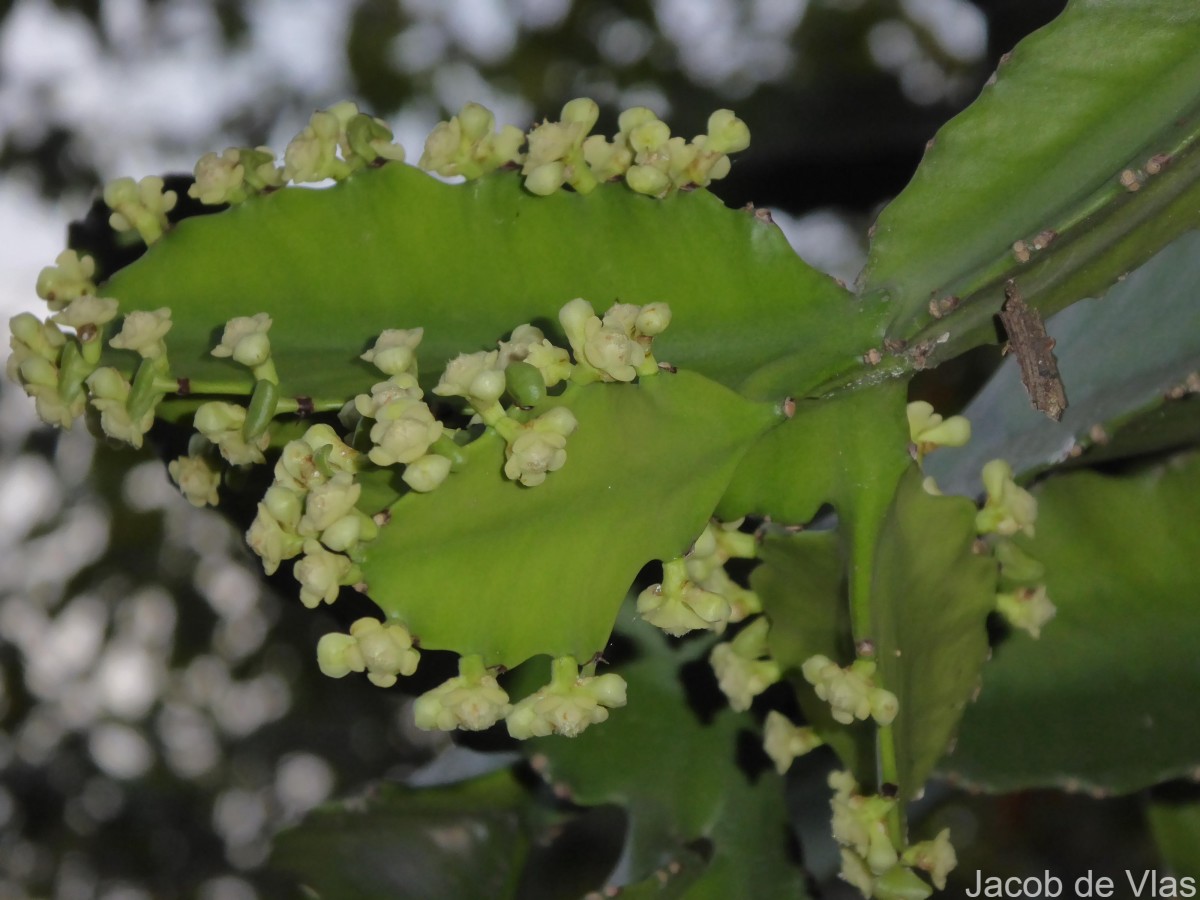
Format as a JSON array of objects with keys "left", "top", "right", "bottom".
[
  {"left": 635, "top": 302, "right": 672, "bottom": 337},
  {"left": 368, "top": 400, "right": 443, "bottom": 467},
  {"left": 275, "top": 424, "right": 359, "bottom": 490},
  {"left": 343, "top": 111, "right": 406, "bottom": 166},
  {"left": 521, "top": 98, "right": 600, "bottom": 195},
  {"left": 361, "top": 328, "right": 423, "bottom": 377},
  {"left": 433, "top": 350, "right": 505, "bottom": 415},
  {"left": 354, "top": 374, "right": 424, "bottom": 419},
  {"left": 637, "top": 557, "right": 732, "bottom": 636},
  {"left": 294, "top": 539, "right": 356, "bottom": 609},
  {"left": 907, "top": 400, "right": 971, "bottom": 459},
  {"left": 497, "top": 324, "right": 574, "bottom": 387},
  {"left": 419, "top": 102, "right": 524, "bottom": 178},
  {"left": 109, "top": 308, "right": 173, "bottom": 360},
  {"left": 347, "top": 617, "right": 420, "bottom": 688},
  {"left": 671, "top": 109, "right": 750, "bottom": 189},
  {"left": 194, "top": 401, "right": 269, "bottom": 465},
  {"left": 86, "top": 367, "right": 154, "bottom": 447},
  {"left": 191, "top": 145, "right": 283, "bottom": 202},
  {"left": 996, "top": 585, "right": 1056, "bottom": 638},
  {"left": 502, "top": 408, "right": 577, "bottom": 487},
  {"left": 188, "top": 148, "right": 247, "bottom": 205},
  {"left": 283, "top": 107, "right": 352, "bottom": 183},
  {"left": 413, "top": 655, "right": 512, "bottom": 732},
  {"left": 903, "top": 829, "right": 957, "bottom": 891},
  {"left": 402, "top": 453, "right": 452, "bottom": 493},
  {"left": 976, "top": 459, "right": 1038, "bottom": 537},
  {"left": 212, "top": 313, "right": 272, "bottom": 369},
  {"left": 762, "top": 711, "right": 824, "bottom": 775},
  {"left": 802, "top": 655, "right": 897, "bottom": 726},
  {"left": 709, "top": 616, "right": 781, "bottom": 712},
  {"left": 504, "top": 430, "right": 567, "bottom": 486},
  {"left": 8, "top": 312, "right": 67, "bottom": 366},
  {"left": 246, "top": 488, "right": 306, "bottom": 575},
  {"left": 104, "top": 176, "right": 178, "bottom": 244},
  {"left": 685, "top": 518, "right": 756, "bottom": 584},
  {"left": 829, "top": 772, "right": 899, "bottom": 875},
  {"left": 506, "top": 656, "right": 626, "bottom": 739},
  {"left": 559, "top": 298, "right": 646, "bottom": 382},
  {"left": 36, "top": 250, "right": 98, "bottom": 310},
  {"left": 838, "top": 849, "right": 876, "bottom": 898},
  {"left": 168, "top": 454, "right": 221, "bottom": 507},
  {"left": 316, "top": 631, "right": 364, "bottom": 679},
  {"left": 52, "top": 296, "right": 119, "bottom": 335},
  {"left": 298, "top": 471, "right": 361, "bottom": 536}
]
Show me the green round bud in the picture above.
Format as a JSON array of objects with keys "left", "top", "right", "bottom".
[{"left": 505, "top": 361, "right": 546, "bottom": 406}]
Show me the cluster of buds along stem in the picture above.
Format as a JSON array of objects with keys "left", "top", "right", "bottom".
[
  {"left": 685, "top": 517, "right": 761, "bottom": 621},
  {"left": 976, "top": 461, "right": 1055, "bottom": 638},
  {"left": 419, "top": 99, "right": 749, "bottom": 199},
  {"left": 350, "top": 329, "right": 453, "bottom": 493},
  {"left": 801, "top": 655, "right": 899, "bottom": 726},
  {"left": 11, "top": 250, "right": 148, "bottom": 435},
  {"left": 830, "top": 771, "right": 957, "bottom": 899},
  {"left": 247, "top": 424, "right": 368, "bottom": 601}
]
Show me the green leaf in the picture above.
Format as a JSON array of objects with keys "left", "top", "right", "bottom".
[
  {"left": 269, "top": 770, "right": 530, "bottom": 900},
  {"left": 100, "top": 164, "right": 868, "bottom": 406},
  {"left": 927, "top": 232, "right": 1200, "bottom": 494},
  {"left": 1147, "top": 793, "right": 1200, "bottom": 880},
  {"left": 943, "top": 452, "right": 1200, "bottom": 793},
  {"left": 522, "top": 624, "right": 811, "bottom": 899},
  {"left": 855, "top": 0, "right": 1200, "bottom": 386},
  {"left": 361, "top": 371, "right": 780, "bottom": 668},
  {"left": 754, "top": 468, "right": 995, "bottom": 798},
  {"left": 869, "top": 467, "right": 996, "bottom": 797}
]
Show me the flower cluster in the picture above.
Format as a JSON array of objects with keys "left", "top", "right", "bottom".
[
  {"left": 103, "top": 176, "right": 178, "bottom": 244},
  {"left": 283, "top": 101, "right": 405, "bottom": 184},
  {"left": 685, "top": 517, "right": 761, "bottom": 622},
  {"left": 317, "top": 617, "right": 420, "bottom": 688},
  {"left": 801, "top": 655, "right": 899, "bottom": 726},
  {"left": 559, "top": 298, "right": 670, "bottom": 383},
  {"left": 830, "top": 771, "right": 956, "bottom": 899},
  {"left": 189, "top": 146, "right": 284, "bottom": 205},
  {"left": 11, "top": 250, "right": 141, "bottom": 436},
  {"left": 168, "top": 450, "right": 222, "bottom": 508},
  {"left": 506, "top": 656, "right": 627, "bottom": 739},
  {"left": 418, "top": 99, "right": 749, "bottom": 199},
  {"left": 709, "top": 616, "right": 781, "bottom": 711},
  {"left": 7, "top": 313, "right": 81, "bottom": 429},
  {"left": 413, "top": 655, "right": 512, "bottom": 731},
  {"left": 975, "top": 460, "right": 1056, "bottom": 638},
  {"left": 419, "top": 102, "right": 525, "bottom": 179},
  {"left": 637, "top": 557, "right": 731, "bottom": 636},
  {"left": 502, "top": 407, "right": 578, "bottom": 487},
  {"left": 246, "top": 424, "right": 371, "bottom": 610},
  {"left": 350, "top": 329, "right": 453, "bottom": 493},
  {"left": 638, "top": 518, "right": 761, "bottom": 638},
  {"left": 762, "top": 711, "right": 824, "bottom": 774}
]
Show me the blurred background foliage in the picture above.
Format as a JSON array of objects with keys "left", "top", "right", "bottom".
[{"left": 4, "top": 1, "right": 1170, "bottom": 898}]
